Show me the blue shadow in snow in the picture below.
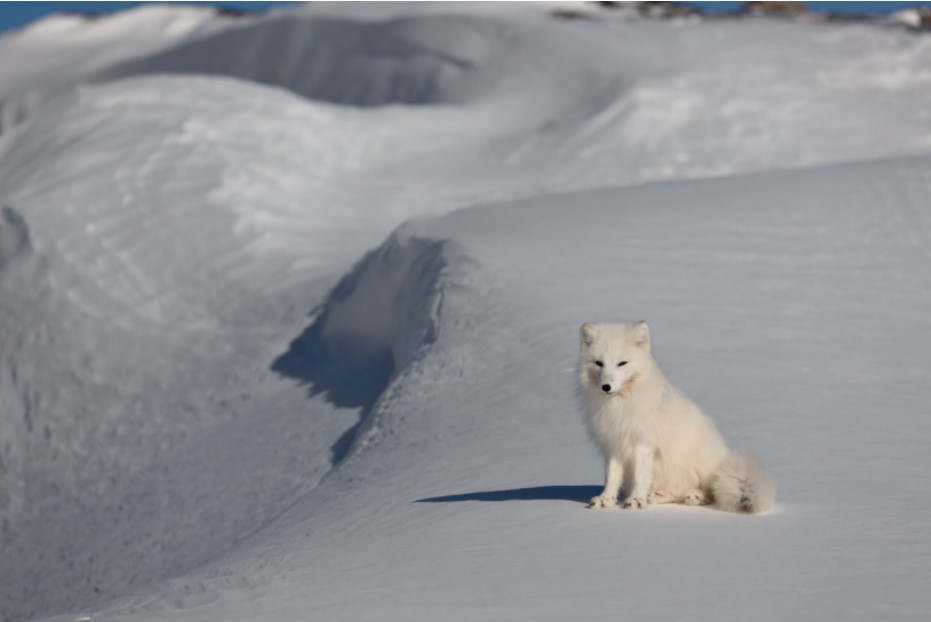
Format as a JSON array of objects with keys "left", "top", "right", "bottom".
[{"left": 416, "top": 485, "right": 601, "bottom": 505}]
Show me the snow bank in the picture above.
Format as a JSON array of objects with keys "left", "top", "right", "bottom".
[
  {"left": 34, "top": 150, "right": 928, "bottom": 622},
  {"left": 0, "top": 78, "right": 352, "bottom": 621},
  {"left": 3, "top": 3, "right": 931, "bottom": 621},
  {"left": 0, "top": 73, "right": 497, "bottom": 622},
  {"left": 273, "top": 231, "right": 457, "bottom": 461},
  {"left": 98, "top": 14, "right": 513, "bottom": 107},
  {"left": 0, "top": 4, "right": 230, "bottom": 133}
]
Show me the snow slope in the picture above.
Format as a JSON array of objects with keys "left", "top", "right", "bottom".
[
  {"left": 0, "top": 4, "right": 244, "bottom": 132},
  {"left": 46, "top": 151, "right": 931, "bottom": 622},
  {"left": 1, "top": 3, "right": 931, "bottom": 621},
  {"left": 98, "top": 9, "right": 931, "bottom": 183}
]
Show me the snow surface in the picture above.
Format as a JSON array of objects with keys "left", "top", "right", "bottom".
[
  {"left": 1, "top": 3, "right": 931, "bottom": 621},
  {"left": 0, "top": 4, "right": 241, "bottom": 133}
]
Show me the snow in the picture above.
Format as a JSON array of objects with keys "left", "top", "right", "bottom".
[
  {"left": 1, "top": 3, "right": 931, "bottom": 621},
  {"left": 0, "top": 4, "right": 248, "bottom": 132}
]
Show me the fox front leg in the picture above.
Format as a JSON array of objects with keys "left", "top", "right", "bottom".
[
  {"left": 622, "top": 445, "right": 655, "bottom": 509},
  {"left": 589, "top": 455, "right": 623, "bottom": 508}
]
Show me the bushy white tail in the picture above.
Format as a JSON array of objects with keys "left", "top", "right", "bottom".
[{"left": 710, "top": 450, "right": 775, "bottom": 514}]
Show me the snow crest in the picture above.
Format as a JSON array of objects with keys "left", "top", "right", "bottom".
[
  {"left": 274, "top": 229, "right": 460, "bottom": 463},
  {"left": 97, "top": 15, "right": 511, "bottom": 107}
]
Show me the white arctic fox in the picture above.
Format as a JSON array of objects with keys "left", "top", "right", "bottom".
[{"left": 579, "top": 321, "right": 775, "bottom": 513}]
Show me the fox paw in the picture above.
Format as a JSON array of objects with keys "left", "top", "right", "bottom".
[
  {"left": 648, "top": 490, "right": 674, "bottom": 504},
  {"left": 683, "top": 490, "right": 707, "bottom": 506},
  {"left": 588, "top": 495, "right": 617, "bottom": 509},
  {"left": 622, "top": 497, "right": 646, "bottom": 509}
]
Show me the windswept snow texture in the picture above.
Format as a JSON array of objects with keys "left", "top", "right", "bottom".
[
  {"left": 98, "top": 14, "right": 504, "bottom": 107},
  {"left": 0, "top": 4, "right": 234, "bottom": 132},
  {"left": 272, "top": 233, "right": 450, "bottom": 462},
  {"left": 1, "top": 3, "right": 930, "bottom": 622},
  {"left": 40, "top": 156, "right": 931, "bottom": 622}
]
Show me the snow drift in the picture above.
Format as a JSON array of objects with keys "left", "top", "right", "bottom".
[
  {"left": 273, "top": 232, "right": 458, "bottom": 462},
  {"left": 0, "top": 72, "right": 497, "bottom": 621},
  {"left": 98, "top": 14, "right": 511, "bottom": 107},
  {"left": 2, "top": 3, "right": 931, "bottom": 621},
  {"left": 0, "top": 4, "right": 230, "bottom": 133},
  {"left": 66, "top": 152, "right": 931, "bottom": 622}
]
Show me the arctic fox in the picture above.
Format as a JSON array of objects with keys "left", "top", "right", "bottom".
[{"left": 579, "top": 321, "right": 775, "bottom": 513}]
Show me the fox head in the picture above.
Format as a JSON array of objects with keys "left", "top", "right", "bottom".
[{"left": 579, "top": 321, "right": 651, "bottom": 397}]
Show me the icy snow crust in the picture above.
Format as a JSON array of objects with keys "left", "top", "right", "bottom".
[{"left": 1, "top": 3, "right": 930, "bottom": 621}]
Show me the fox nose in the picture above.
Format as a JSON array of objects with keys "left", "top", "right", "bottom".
[{"left": 601, "top": 384, "right": 611, "bottom": 393}]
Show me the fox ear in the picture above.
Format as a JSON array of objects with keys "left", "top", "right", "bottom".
[
  {"left": 580, "top": 323, "right": 597, "bottom": 346},
  {"left": 633, "top": 320, "right": 650, "bottom": 349}
]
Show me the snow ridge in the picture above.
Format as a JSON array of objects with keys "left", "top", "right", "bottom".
[
  {"left": 273, "top": 230, "right": 455, "bottom": 463},
  {"left": 97, "top": 14, "right": 511, "bottom": 107}
]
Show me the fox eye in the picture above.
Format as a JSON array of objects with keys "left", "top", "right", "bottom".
[
  {"left": 594, "top": 360, "right": 603, "bottom": 367},
  {"left": 617, "top": 361, "right": 628, "bottom": 367}
]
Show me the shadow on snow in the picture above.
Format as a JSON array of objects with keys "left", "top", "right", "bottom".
[
  {"left": 415, "top": 485, "right": 601, "bottom": 504},
  {"left": 271, "top": 236, "right": 446, "bottom": 465}
]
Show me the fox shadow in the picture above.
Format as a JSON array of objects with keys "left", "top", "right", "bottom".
[{"left": 416, "top": 485, "right": 601, "bottom": 505}]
